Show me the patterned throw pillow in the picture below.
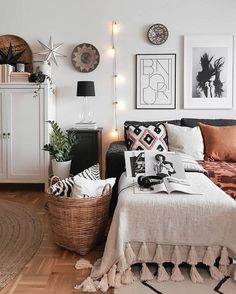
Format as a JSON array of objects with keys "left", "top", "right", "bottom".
[
  {"left": 77, "top": 163, "right": 100, "bottom": 180},
  {"left": 48, "top": 163, "right": 100, "bottom": 197},
  {"left": 124, "top": 122, "right": 168, "bottom": 151},
  {"left": 48, "top": 176, "right": 74, "bottom": 197}
]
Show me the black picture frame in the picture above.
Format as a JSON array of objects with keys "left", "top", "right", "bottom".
[{"left": 136, "top": 53, "right": 176, "bottom": 109}]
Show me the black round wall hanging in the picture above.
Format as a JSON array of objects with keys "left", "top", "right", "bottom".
[
  {"left": 147, "top": 24, "right": 169, "bottom": 45},
  {"left": 71, "top": 43, "right": 100, "bottom": 72}
]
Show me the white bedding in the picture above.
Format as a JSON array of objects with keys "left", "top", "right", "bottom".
[
  {"left": 113, "top": 172, "right": 236, "bottom": 251},
  {"left": 80, "top": 171, "right": 236, "bottom": 291}
]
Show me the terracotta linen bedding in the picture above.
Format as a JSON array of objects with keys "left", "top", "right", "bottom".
[{"left": 199, "top": 161, "right": 236, "bottom": 200}]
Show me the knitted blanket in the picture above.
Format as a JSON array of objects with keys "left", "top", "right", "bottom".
[{"left": 78, "top": 172, "right": 236, "bottom": 292}]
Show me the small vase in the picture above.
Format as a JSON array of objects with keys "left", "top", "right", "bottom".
[
  {"left": 39, "top": 61, "right": 51, "bottom": 77},
  {"left": 33, "top": 61, "right": 51, "bottom": 77},
  {"left": 52, "top": 159, "right": 71, "bottom": 179},
  {"left": 16, "top": 63, "right": 25, "bottom": 72}
]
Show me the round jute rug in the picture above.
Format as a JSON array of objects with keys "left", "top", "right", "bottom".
[{"left": 0, "top": 199, "right": 43, "bottom": 289}]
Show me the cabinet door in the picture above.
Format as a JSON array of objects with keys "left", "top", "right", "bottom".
[
  {"left": 6, "top": 89, "right": 44, "bottom": 181},
  {"left": 0, "top": 90, "right": 7, "bottom": 179}
]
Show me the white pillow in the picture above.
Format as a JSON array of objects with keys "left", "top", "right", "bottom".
[
  {"left": 165, "top": 123, "right": 204, "bottom": 160},
  {"left": 179, "top": 153, "right": 206, "bottom": 173},
  {"left": 71, "top": 176, "right": 116, "bottom": 198}
]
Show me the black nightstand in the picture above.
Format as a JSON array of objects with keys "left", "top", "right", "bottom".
[{"left": 67, "top": 128, "right": 103, "bottom": 175}]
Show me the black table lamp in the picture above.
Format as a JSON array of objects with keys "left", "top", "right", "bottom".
[{"left": 76, "top": 81, "right": 95, "bottom": 123}]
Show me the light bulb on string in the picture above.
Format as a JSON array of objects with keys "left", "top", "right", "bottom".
[
  {"left": 117, "top": 99, "right": 126, "bottom": 111},
  {"left": 116, "top": 74, "right": 125, "bottom": 84},
  {"left": 108, "top": 47, "right": 116, "bottom": 57},
  {"left": 111, "top": 128, "right": 118, "bottom": 138},
  {"left": 112, "top": 21, "right": 119, "bottom": 34}
]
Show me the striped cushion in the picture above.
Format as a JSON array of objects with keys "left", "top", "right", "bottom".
[
  {"left": 48, "top": 163, "right": 100, "bottom": 197},
  {"left": 48, "top": 177, "right": 74, "bottom": 197},
  {"left": 77, "top": 163, "right": 100, "bottom": 180}
]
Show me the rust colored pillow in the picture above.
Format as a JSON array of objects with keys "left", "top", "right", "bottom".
[{"left": 199, "top": 123, "right": 236, "bottom": 162}]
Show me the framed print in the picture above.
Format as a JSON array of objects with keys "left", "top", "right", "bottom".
[
  {"left": 184, "top": 35, "right": 234, "bottom": 109},
  {"left": 136, "top": 54, "right": 176, "bottom": 109}
]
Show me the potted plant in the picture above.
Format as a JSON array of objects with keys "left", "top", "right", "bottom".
[
  {"left": 28, "top": 69, "right": 53, "bottom": 97},
  {"left": 43, "top": 120, "right": 78, "bottom": 179}
]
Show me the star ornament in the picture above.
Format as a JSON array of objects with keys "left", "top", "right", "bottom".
[{"left": 37, "top": 36, "right": 66, "bottom": 66}]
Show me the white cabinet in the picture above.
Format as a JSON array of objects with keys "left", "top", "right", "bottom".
[{"left": 0, "top": 83, "right": 55, "bottom": 188}]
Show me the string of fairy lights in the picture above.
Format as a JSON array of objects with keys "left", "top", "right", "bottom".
[{"left": 111, "top": 20, "right": 119, "bottom": 138}]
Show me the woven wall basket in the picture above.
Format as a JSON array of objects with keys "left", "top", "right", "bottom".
[{"left": 47, "top": 184, "right": 111, "bottom": 255}]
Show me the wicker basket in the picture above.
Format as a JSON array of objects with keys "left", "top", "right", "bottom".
[{"left": 47, "top": 184, "right": 111, "bottom": 255}]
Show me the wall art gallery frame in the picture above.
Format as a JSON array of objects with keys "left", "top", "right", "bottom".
[
  {"left": 184, "top": 35, "right": 234, "bottom": 109},
  {"left": 136, "top": 54, "right": 176, "bottom": 109}
]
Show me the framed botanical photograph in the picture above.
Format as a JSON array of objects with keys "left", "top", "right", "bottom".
[
  {"left": 136, "top": 54, "right": 176, "bottom": 109},
  {"left": 184, "top": 35, "right": 234, "bottom": 109}
]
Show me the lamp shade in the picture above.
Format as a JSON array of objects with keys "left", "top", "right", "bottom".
[{"left": 76, "top": 81, "right": 95, "bottom": 97}]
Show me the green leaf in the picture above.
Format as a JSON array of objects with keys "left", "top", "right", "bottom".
[{"left": 43, "top": 121, "right": 79, "bottom": 162}]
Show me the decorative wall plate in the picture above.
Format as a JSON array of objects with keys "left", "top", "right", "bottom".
[
  {"left": 71, "top": 43, "right": 100, "bottom": 72},
  {"left": 0, "top": 34, "right": 33, "bottom": 72},
  {"left": 147, "top": 24, "right": 169, "bottom": 45}
]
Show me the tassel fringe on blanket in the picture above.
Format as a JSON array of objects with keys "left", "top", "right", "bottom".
[
  {"left": 187, "top": 246, "right": 203, "bottom": 283},
  {"left": 153, "top": 244, "right": 170, "bottom": 282},
  {"left": 75, "top": 243, "right": 235, "bottom": 292},
  {"left": 219, "top": 246, "right": 230, "bottom": 276},
  {"left": 170, "top": 246, "right": 185, "bottom": 281},
  {"left": 125, "top": 242, "right": 136, "bottom": 265},
  {"left": 203, "top": 247, "right": 224, "bottom": 281},
  {"left": 108, "top": 264, "right": 116, "bottom": 287}
]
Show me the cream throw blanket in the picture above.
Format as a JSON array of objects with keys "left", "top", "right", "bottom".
[{"left": 79, "top": 172, "right": 236, "bottom": 291}]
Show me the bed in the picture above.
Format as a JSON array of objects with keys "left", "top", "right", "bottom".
[{"left": 78, "top": 169, "right": 236, "bottom": 292}]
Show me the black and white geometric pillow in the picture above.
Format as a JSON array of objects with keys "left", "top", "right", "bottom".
[
  {"left": 48, "top": 163, "right": 100, "bottom": 197},
  {"left": 124, "top": 122, "right": 168, "bottom": 151}
]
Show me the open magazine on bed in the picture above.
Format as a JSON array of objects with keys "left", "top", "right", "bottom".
[
  {"left": 125, "top": 151, "right": 186, "bottom": 178},
  {"left": 124, "top": 151, "right": 201, "bottom": 195},
  {"left": 133, "top": 176, "right": 199, "bottom": 194}
]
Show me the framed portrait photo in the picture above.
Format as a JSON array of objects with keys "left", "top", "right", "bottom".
[
  {"left": 184, "top": 35, "right": 234, "bottom": 109},
  {"left": 136, "top": 54, "right": 176, "bottom": 109}
]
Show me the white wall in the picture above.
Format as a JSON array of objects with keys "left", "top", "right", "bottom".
[{"left": 1, "top": 0, "right": 236, "bottom": 162}]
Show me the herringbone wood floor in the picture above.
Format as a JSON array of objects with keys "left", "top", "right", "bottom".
[{"left": 0, "top": 185, "right": 109, "bottom": 294}]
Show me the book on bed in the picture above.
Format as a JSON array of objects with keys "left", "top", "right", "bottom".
[{"left": 133, "top": 176, "right": 200, "bottom": 194}]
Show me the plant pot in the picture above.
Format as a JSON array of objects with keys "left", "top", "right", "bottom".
[
  {"left": 52, "top": 159, "right": 71, "bottom": 179},
  {"left": 28, "top": 72, "right": 46, "bottom": 83}
]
